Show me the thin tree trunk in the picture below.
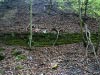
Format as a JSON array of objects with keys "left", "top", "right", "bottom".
[
  {"left": 53, "top": 30, "right": 60, "bottom": 46},
  {"left": 84, "top": 0, "right": 88, "bottom": 17},
  {"left": 47, "top": 0, "right": 52, "bottom": 14},
  {"left": 78, "top": 0, "right": 86, "bottom": 47},
  {"left": 95, "top": 18, "right": 100, "bottom": 53},
  {"left": 29, "top": 0, "right": 33, "bottom": 48}
]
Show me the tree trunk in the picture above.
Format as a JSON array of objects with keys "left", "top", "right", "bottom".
[
  {"left": 29, "top": 0, "right": 33, "bottom": 48},
  {"left": 84, "top": 0, "right": 88, "bottom": 17}
]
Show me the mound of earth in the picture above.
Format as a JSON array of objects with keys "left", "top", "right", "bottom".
[
  {"left": 0, "top": 0, "right": 98, "bottom": 33},
  {"left": 0, "top": 12, "right": 98, "bottom": 33}
]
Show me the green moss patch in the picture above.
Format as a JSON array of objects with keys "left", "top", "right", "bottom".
[{"left": 0, "top": 33, "right": 98, "bottom": 47}]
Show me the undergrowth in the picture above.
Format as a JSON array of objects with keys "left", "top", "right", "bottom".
[{"left": 0, "top": 33, "right": 97, "bottom": 47}]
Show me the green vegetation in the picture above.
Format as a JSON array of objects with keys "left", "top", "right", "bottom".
[
  {"left": 11, "top": 49, "right": 22, "bottom": 56},
  {"left": 0, "top": 70, "right": 4, "bottom": 75},
  {"left": 15, "top": 65, "right": 24, "bottom": 70},
  {"left": 11, "top": 48, "right": 27, "bottom": 61},
  {"left": 56, "top": 0, "right": 100, "bottom": 17},
  {"left": 0, "top": 48, "right": 5, "bottom": 52},
  {"left": 0, "top": 48, "right": 5, "bottom": 61},
  {"left": 0, "top": 53, "right": 5, "bottom": 61},
  {"left": 15, "top": 55, "right": 27, "bottom": 61},
  {"left": 0, "top": 33, "right": 98, "bottom": 47}
]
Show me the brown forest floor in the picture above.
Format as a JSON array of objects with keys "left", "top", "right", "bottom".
[
  {"left": 0, "top": 43, "right": 100, "bottom": 75},
  {"left": 0, "top": 12, "right": 99, "bottom": 33},
  {"left": 0, "top": 10, "right": 100, "bottom": 75}
]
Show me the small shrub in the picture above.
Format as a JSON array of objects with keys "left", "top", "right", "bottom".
[
  {"left": 0, "top": 53, "right": 5, "bottom": 61},
  {"left": 11, "top": 49, "right": 22, "bottom": 56},
  {"left": 15, "top": 55, "right": 27, "bottom": 61},
  {"left": 15, "top": 65, "right": 24, "bottom": 70}
]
